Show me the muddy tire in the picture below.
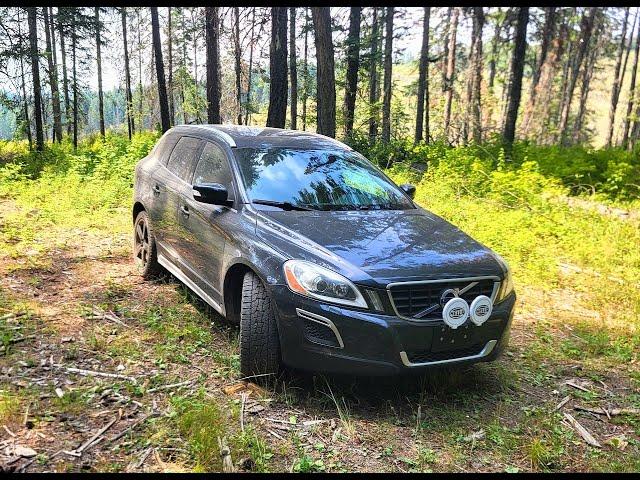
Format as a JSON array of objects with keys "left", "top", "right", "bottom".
[
  {"left": 133, "top": 210, "right": 163, "bottom": 279},
  {"left": 239, "top": 271, "right": 281, "bottom": 379}
]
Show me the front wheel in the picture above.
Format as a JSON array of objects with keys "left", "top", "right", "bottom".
[
  {"left": 239, "top": 272, "right": 281, "bottom": 379},
  {"left": 133, "top": 210, "right": 163, "bottom": 279}
]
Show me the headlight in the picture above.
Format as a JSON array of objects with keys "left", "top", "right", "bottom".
[
  {"left": 283, "top": 260, "right": 367, "bottom": 308},
  {"left": 495, "top": 256, "right": 514, "bottom": 302}
]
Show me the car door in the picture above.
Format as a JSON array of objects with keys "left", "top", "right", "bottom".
[
  {"left": 155, "top": 135, "right": 204, "bottom": 266},
  {"left": 175, "top": 140, "right": 237, "bottom": 305}
]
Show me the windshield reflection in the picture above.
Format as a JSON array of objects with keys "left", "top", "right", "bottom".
[{"left": 234, "top": 148, "right": 414, "bottom": 211}]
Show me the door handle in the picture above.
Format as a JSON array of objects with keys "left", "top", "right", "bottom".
[
  {"left": 153, "top": 184, "right": 161, "bottom": 195},
  {"left": 180, "top": 205, "right": 190, "bottom": 218}
]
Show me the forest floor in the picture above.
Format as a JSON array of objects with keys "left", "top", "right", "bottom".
[{"left": 0, "top": 194, "right": 639, "bottom": 473}]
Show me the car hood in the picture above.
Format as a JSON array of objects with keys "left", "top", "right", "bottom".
[{"left": 255, "top": 208, "right": 504, "bottom": 287}]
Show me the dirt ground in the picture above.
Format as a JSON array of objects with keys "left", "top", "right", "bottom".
[{"left": 0, "top": 201, "right": 638, "bottom": 473}]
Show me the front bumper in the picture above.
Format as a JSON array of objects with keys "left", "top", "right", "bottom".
[{"left": 270, "top": 285, "right": 516, "bottom": 376}]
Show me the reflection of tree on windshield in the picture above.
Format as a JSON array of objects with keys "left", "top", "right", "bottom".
[{"left": 234, "top": 148, "right": 413, "bottom": 210}]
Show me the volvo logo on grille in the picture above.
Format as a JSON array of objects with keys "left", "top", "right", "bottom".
[{"left": 442, "top": 297, "right": 469, "bottom": 329}]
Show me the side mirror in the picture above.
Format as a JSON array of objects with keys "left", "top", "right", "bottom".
[
  {"left": 193, "top": 183, "right": 232, "bottom": 206},
  {"left": 400, "top": 183, "right": 416, "bottom": 200}
]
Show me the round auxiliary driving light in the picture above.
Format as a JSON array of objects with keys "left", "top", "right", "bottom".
[
  {"left": 442, "top": 297, "right": 469, "bottom": 329},
  {"left": 470, "top": 295, "right": 493, "bottom": 326}
]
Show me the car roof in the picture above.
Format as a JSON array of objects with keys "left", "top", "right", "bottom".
[{"left": 168, "top": 124, "right": 353, "bottom": 151}]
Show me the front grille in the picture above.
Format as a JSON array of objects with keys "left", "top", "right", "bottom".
[
  {"left": 389, "top": 278, "right": 497, "bottom": 320},
  {"left": 407, "top": 343, "right": 484, "bottom": 364}
]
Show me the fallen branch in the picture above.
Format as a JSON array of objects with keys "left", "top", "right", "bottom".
[
  {"left": 70, "top": 413, "right": 121, "bottom": 456},
  {"left": 218, "top": 436, "right": 235, "bottom": 473},
  {"left": 147, "top": 380, "right": 193, "bottom": 393},
  {"left": 107, "top": 412, "right": 158, "bottom": 446},
  {"left": 554, "top": 395, "right": 571, "bottom": 411},
  {"left": 574, "top": 405, "right": 640, "bottom": 417},
  {"left": 57, "top": 366, "right": 138, "bottom": 384},
  {"left": 563, "top": 412, "right": 601, "bottom": 448},
  {"left": 564, "top": 380, "right": 592, "bottom": 394}
]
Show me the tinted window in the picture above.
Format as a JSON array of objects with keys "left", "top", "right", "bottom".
[
  {"left": 234, "top": 148, "right": 414, "bottom": 211},
  {"left": 193, "top": 142, "right": 234, "bottom": 189},
  {"left": 166, "top": 136, "right": 201, "bottom": 182}
]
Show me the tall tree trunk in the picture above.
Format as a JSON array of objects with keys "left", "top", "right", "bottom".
[
  {"left": 289, "top": 7, "right": 298, "bottom": 129},
  {"left": 488, "top": 12, "right": 503, "bottom": 92},
  {"left": 168, "top": 7, "right": 174, "bottom": 126},
  {"left": 17, "top": 10, "right": 32, "bottom": 149},
  {"left": 137, "top": 9, "right": 144, "bottom": 127},
  {"left": 302, "top": 7, "right": 309, "bottom": 131},
  {"left": 204, "top": 7, "right": 221, "bottom": 124},
  {"left": 266, "top": 7, "right": 288, "bottom": 128},
  {"left": 27, "top": 7, "right": 44, "bottom": 151},
  {"left": 95, "top": 7, "right": 105, "bottom": 137},
  {"left": 245, "top": 8, "right": 255, "bottom": 125},
  {"left": 441, "top": 7, "right": 452, "bottom": 93},
  {"left": 57, "top": 10, "right": 71, "bottom": 136},
  {"left": 381, "top": 7, "right": 394, "bottom": 143},
  {"left": 43, "top": 7, "right": 63, "bottom": 143},
  {"left": 558, "top": 7, "right": 597, "bottom": 145},
  {"left": 522, "top": 7, "right": 557, "bottom": 135},
  {"left": 368, "top": 7, "right": 380, "bottom": 142},
  {"left": 121, "top": 8, "right": 134, "bottom": 139},
  {"left": 502, "top": 7, "right": 529, "bottom": 147},
  {"left": 622, "top": 17, "right": 640, "bottom": 149},
  {"left": 470, "top": 7, "right": 485, "bottom": 143},
  {"left": 312, "top": 7, "right": 336, "bottom": 137},
  {"left": 573, "top": 17, "right": 602, "bottom": 142},
  {"left": 443, "top": 7, "right": 459, "bottom": 142},
  {"left": 180, "top": 8, "right": 188, "bottom": 124},
  {"left": 606, "top": 7, "right": 631, "bottom": 148},
  {"left": 343, "top": 7, "right": 361, "bottom": 138},
  {"left": 415, "top": 7, "right": 430, "bottom": 143},
  {"left": 528, "top": 14, "right": 568, "bottom": 144},
  {"left": 234, "top": 7, "right": 243, "bottom": 125},
  {"left": 151, "top": 7, "right": 171, "bottom": 132},
  {"left": 72, "top": 16, "right": 78, "bottom": 150}
]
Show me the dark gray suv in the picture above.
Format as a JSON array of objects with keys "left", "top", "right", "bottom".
[{"left": 132, "top": 125, "right": 515, "bottom": 377}]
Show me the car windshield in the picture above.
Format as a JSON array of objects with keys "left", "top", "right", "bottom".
[{"left": 233, "top": 147, "right": 415, "bottom": 211}]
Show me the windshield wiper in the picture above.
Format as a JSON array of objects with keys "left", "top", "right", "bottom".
[{"left": 251, "top": 199, "right": 313, "bottom": 211}]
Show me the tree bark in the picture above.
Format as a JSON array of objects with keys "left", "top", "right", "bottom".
[
  {"left": 368, "top": 8, "right": 380, "bottom": 142},
  {"left": 234, "top": 7, "right": 243, "bottom": 125},
  {"left": 267, "top": 7, "right": 288, "bottom": 128},
  {"left": 558, "top": 7, "right": 597, "bottom": 145},
  {"left": 414, "top": 8, "right": 430, "bottom": 143},
  {"left": 27, "top": 7, "right": 44, "bottom": 151},
  {"left": 381, "top": 7, "right": 394, "bottom": 143},
  {"left": 470, "top": 7, "right": 485, "bottom": 144},
  {"left": 121, "top": 8, "right": 134, "bottom": 139},
  {"left": 522, "top": 7, "right": 556, "bottom": 136},
  {"left": 204, "top": 7, "right": 221, "bottom": 124},
  {"left": 71, "top": 15, "right": 78, "bottom": 150},
  {"left": 312, "top": 7, "right": 336, "bottom": 137},
  {"left": 343, "top": 7, "right": 361, "bottom": 138},
  {"left": 43, "top": 7, "right": 63, "bottom": 143},
  {"left": 151, "top": 7, "right": 171, "bottom": 132},
  {"left": 622, "top": 16, "right": 640, "bottom": 149},
  {"left": 443, "top": 7, "right": 459, "bottom": 142},
  {"left": 17, "top": 10, "right": 32, "bottom": 149},
  {"left": 57, "top": 10, "right": 71, "bottom": 136},
  {"left": 302, "top": 8, "right": 309, "bottom": 131},
  {"left": 289, "top": 7, "right": 298, "bottom": 130},
  {"left": 245, "top": 7, "right": 256, "bottom": 125},
  {"left": 502, "top": 7, "right": 529, "bottom": 147},
  {"left": 137, "top": 9, "right": 144, "bottom": 127},
  {"left": 488, "top": 11, "right": 503, "bottom": 92},
  {"left": 168, "top": 7, "right": 174, "bottom": 126},
  {"left": 95, "top": 7, "right": 105, "bottom": 137},
  {"left": 605, "top": 7, "right": 631, "bottom": 148}
]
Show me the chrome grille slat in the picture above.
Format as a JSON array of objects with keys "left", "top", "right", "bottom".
[{"left": 386, "top": 276, "right": 501, "bottom": 321}]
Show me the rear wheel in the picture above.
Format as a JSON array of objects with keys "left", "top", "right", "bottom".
[
  {"left": 133, "top": 210, "right": 162, "bottom": 279},
  {"left": 239, "top": 272, "right": 281, "bottom": 379}
]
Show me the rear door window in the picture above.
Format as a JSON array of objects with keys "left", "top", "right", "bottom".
[
  {"left": 166, "top": 136, "right": 202, "bottom": 183},
  {"left": 192, "top": 142, "right": 234, "bottom": 188}
]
